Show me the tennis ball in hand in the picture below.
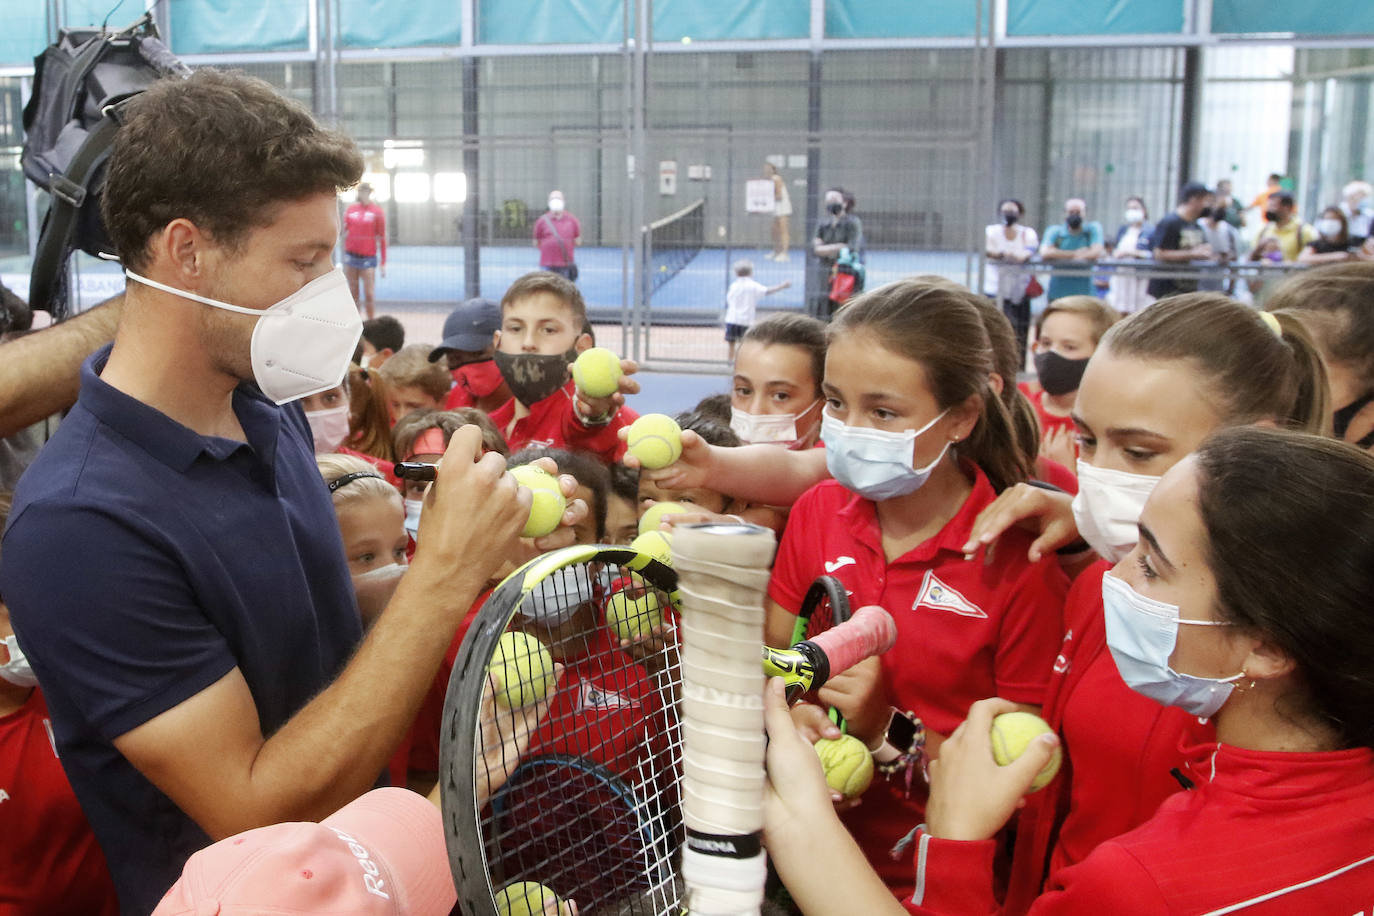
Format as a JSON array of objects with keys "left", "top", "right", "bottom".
[
  {"left": 989, "top": 711, "right": 1062, "bottom": 792},
  {"left": 638, "top": 500, "right": 688, "bottom": 535},
  {"left": 630, "top": 529, "right": 673, "bottom": 566},
  {"left": 626, "top": 414, "right": 683, "bottom": 469},
  {"left": 571, "top": 347, "right": 624, "bottom": 398},
  {"left": 814, "top": 734, "right": 874, "bottom": 799},
  {"left": 510, "top": 465, "right": 567, "bottom": 538},
  {"left": 606, "top": 589, "right": 664, "bottom": 642},
  {"left": 495, "top": 881, "right": 567, "bottom": 916},
  {"left": 489, "top": 631, "right": 555, "bottom": 709}
]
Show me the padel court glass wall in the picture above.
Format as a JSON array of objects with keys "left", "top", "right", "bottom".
[{"left": 2, "top": 1, "right": 1373, "bottom": 369}]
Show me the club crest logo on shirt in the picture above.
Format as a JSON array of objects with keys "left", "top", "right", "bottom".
[
  {"left": 576, "top": 681, "right": 636, "bottom": 713},
  {"left": 824, "top": 556, "right": 857, "bottom": 574},
  {"left": 913, "top": 570, "right": 987, "bottom": 618}
]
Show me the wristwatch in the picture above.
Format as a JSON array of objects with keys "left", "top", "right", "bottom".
[{"left": 870, "top": 708, "right": 923, "bottom": 773}]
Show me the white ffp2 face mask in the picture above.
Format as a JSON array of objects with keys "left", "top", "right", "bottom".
[
  {"left": 125, "top": 267, "right": 362, "bottom": 406},
  {"left": 1071, "top": 460, "right": 1160, "bottom": 562},
  {"left": 729, "top": 400, "right": 821, "bottom": 447}
]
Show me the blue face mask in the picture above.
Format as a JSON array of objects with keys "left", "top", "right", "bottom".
[
  {"left": 821, "top": 409, "right": 950, "bottom": 502},
  {"left": 1102, "top": 573, "right": 1241, "bottom": 718}
]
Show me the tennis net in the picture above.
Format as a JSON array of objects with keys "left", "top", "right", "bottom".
[{"left": 648, "top": 198, "right": 705, "bottom": 295}]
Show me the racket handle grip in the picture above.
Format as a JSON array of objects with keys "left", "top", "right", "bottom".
[{"left": 801, "top": 605, "right": 896, "bottom": 686}]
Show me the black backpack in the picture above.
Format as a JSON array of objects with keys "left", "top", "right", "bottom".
[{"left": 21, "top": 13, "right": 187, "bottom": 318}]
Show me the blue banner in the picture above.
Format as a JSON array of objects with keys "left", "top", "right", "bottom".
[
  {"left": 170, "top": 0, "right": 310, "bottom": 54},
  {"left": 1008, "top": 0, "right": 1184, "bottom": 35},
  {"left": 655, "top": 0, "right": 808, "bottom": 41},
  {"left": 826, "top": 0, "right": 976, "bottom": 38},
  {"left": 341, "top": 0, "right": 461, "bottom": 47},
  {"left": 1212, "top": 1, "right": 1374, "bottom": 35}
]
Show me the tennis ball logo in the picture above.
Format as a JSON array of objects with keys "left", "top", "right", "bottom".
[
  {"left": 814, "top": 734, "right": 874, "bottom": 799},
  {"left": 510, "top": 465, "right": 567, "bottom": 539},
  {"left": 571, "top": 347, "right": 624, "bottom": 398},
  {"left": 489, "top": 631, "right": 555, "bottom": 709},
  {"left": 606, "top": 589, "right": 664, "bottom": 642},
  {"left": 638, "top": 500, "right": 688, "bottom": 536},
  {"left": 629, "top": 529, "right": 674, "bottom": 566},
  {"left": 626, "top": 414, "right": 683, "bottom": 469},
  {"left": 989, "top": 711, "right": 1062, "bottom": 792},
  {"left": 495, "top": 880, "right": 569, "bottom": 916}
]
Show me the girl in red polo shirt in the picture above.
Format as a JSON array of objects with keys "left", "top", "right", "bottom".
[
  {"left": 765, "top": 428, "right": 1374, "bottom": 915},
  {"left": 954, "top": 293, "right": 1328, "bottom": 914},
  {"left": 765, "top": 278, "right": 1068, "bottom": 903}
]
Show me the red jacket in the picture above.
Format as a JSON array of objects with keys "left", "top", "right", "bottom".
[
  {"left": 489, "top": 380, "right": 637, "bottom": 464},
  {"left": 910, "top": 742, "right": 1374, "bottom": 914}
]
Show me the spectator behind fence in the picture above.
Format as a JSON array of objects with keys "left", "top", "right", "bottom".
[
  {"left": 1267, "top": 261, "right": 1374, "bottom": 451},
  {"left": 0, "top": 69, "right": 569, "bottom": 914},
  {"left": 378, "top": 343, "right": 453, "bottom": 421},
  {"left": 984, "top": 198, "right": 1040, "bottom": 357},
  {"left": 1040, "top": 198, "right": 1105, "bottom": 300},
  {"left": 1299, "top": 205, "right": 1364, "bottom": 265},
  {"left": 813, "top": 187, "right": 864, "bottom": 318},
  {"left": 534, "top": 190, "right": 580, "bottom": 282},
  {"left": 1213, "top": 177, "right": 1244, "bottom": 228},
  {"left": 765, "top": 160, "right": 793, "bottom": 261},
  {"left": 342, "top": 182, "right": 386, "bottom": 320},
  {"left": 1340, "top": 180, "right": 1372, "bottom": 245},
  {"left": 1248, "top": 171, "right": 1284, "bottom": 212},
  {"left": 1147, "top": 181, "right": 1214, "bottom": 300},
  {"left": 1253, "top": 191, "right": 1314, "bottom": 262},
  {"left": 360, "top": 314, "right": 404, "bottom": 370},
  {"left": 1105, "top": 195, "right": 1154, "bottom": 314},
  {"left": 723, "top": 260, "right": 790, "bottom": 361},
  {"left": 1198, "top": 191, "right": 1241, "bottom": 293}
]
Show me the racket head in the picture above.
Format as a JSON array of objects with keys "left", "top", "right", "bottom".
[
  {"left": 788, "top": 575, "right": 852, "bottom": 646},
  {"left": 441, "top": 544, "right": 683, "bottom": 916}
]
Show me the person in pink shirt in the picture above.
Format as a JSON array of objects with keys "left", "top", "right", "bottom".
[
  {"left": 343, "top": 182, "right": 387, "bottom": 319},
  {"left": 534, "top": 191, "right": 581, "bottom": 282}
]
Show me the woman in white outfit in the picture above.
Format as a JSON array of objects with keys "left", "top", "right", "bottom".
[
  {"left": 985, "top": 198, "right": 1040, "bottom": 359},
  {"left": 1106, "top": 195, "right": 1155, "bottom": 315},
  {"left": 767, "top": 161, "right": 792, "bottom": 261}
]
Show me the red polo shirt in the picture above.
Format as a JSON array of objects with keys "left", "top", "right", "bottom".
[
  {"left": 489, "top": 380, "right": 637, "bottom": 464},
  {"left": 768, "top": 465, "right": 1067, "bottom": 900},
  {"left": 0, "top": 690, "right": 119, "bottom": 915}
]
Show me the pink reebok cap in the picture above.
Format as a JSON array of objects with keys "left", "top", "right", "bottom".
[{"left": 152, "top": 788, "right": 456, "bottom": 915}]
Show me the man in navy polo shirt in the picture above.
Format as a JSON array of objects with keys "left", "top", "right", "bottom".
[{"left": 0, "top": 71, "right": 574, "bottom": 914}]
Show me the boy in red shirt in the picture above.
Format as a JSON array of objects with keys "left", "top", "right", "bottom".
[
  {"left": 428, "top": 298, "right": 512, "bottom": 415},
  {"left": 489, "top": 272, "right": 640, "bottom": 464}
]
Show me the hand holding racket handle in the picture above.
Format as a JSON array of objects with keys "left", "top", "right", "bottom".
[
  {"left": 798, "top": 605, "right": 897, "bottom": 688},
  {"left": 673, "top": 522, "right": 777, "bottom": 916}
]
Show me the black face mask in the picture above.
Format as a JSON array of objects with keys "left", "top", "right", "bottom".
[
  {"left": 1264, "top": 210, "right": 1280, "bottom": 223},
  {"left": 494, "top": 349, "right": 575, "bottom": 406},
  {"left": 827, "top": 202, "right": 844, "bottom": 215},
  {"left": 1197, "top": 207, "right": 1213, "bottom": 220},
  {"left": 1333, "top": 391, "right": 1374, "bottom": 440},
  {"left": 1002, "top": 211, "right": 1019, "bottom": 225},
  {"left": 1033, "top": 350, "right": 1090, "bottom": 397},
  {"left": 1065, "top": 214, "right": 1083, "bottom": 231}
]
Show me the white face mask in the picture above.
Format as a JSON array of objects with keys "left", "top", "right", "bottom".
[
  {"left": 306, "top": 404, "right": 351, "bottom": 454},
  {"left": 403, "top": 498, "right": 423, "bottom": 541},
  {"left": 548, "top": 198, "right": 565, "bottom": 212},
  {"left": 125, "top": 267, "right": 362, "bottom": 406},
  {"left": 522, "top": 567, "right": 594, "bottom": 626},
  {"left": 0, "top": 634, "right": 39, "bottom": 688},
  {"left": 1316, "top": 218, "right": 1343, "bottom": 239},
  {"left": 1071, "top": 460, "right": 1161, "bottom": 562},
  {"left": 1125, "top": 207, "right": 1145, "bottom": 225},
  {"left": 1102, "top": 573, "right": 1242, "bottom": 718},
  {"left": 821, "top": 409, "right": 950, "bottom": 502},
  {"left": 729, "top": 400, "right": 821, "bottom": 447}
]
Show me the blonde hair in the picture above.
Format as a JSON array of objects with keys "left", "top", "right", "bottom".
[
  {"left": 377, "top": 344, "right": 453, "bottom": 402},
  {"left": 316, "top": 454, "right": 400, "bottom": 509},
  {"left": 1034, "top": 295, "right": 1121, "bottom": 345}
]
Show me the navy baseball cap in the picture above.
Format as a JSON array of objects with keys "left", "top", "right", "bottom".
[{"left": 429, "top": 298, "right": 501, "bottom": 361}]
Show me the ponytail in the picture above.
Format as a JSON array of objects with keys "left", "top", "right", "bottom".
[
  {"left": 830, "top": 278, "right": 1031, "bottom": 493},
  {"left": 345, "top": 364, "right": 396, "bottom": 462}
]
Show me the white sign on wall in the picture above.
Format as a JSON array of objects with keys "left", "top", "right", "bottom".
[
  {"left": 745, "top": 178, "right": 776, "bottom": 214},
  {"left": 659, "top": 160, "right": 678, "bottom": 196}
]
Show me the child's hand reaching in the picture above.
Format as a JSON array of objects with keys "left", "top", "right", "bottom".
[{"left": 574, "top": 358, "right": 640, "bottom": 421}]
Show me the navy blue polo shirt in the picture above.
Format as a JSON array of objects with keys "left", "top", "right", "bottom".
[{"left": 0, "top": 344, "right": 364, "bottom": 915}]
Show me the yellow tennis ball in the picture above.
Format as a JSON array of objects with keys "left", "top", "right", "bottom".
[
  {"left": 626, "top": 414, "right": 683, "bottom": 470},
  {"left": 489, "top": 631, "right": 555, "bottom": 709},
  {"left": 630, "top": 529, "right": 673, "bottom": 565},
  {"left": 989, "top": 711, "right": 1062, "bottom": 792},
  {"left": 638, "top": 500, "right": 688, "bottom": 536},
  {"left": 495, "top": 881, "right": 566, "bottom": 916},
  {"left": 605, "top": 589, "right": 664, "bottom": 642},
  {"left": 510, "top": 465, "right": 567, "bottom": 538},
  {"left": 814, "top": 734, "right": 874, "bottom": 799},
  {"left": 571, "top": 347, "right": 624, "bottom": 398}
]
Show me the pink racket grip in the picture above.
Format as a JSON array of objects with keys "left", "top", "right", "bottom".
[{"left": 805, "top": 605, "right": 897, "bottom": 678}]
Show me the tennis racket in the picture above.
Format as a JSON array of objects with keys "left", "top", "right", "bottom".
[
  {"left": 441, "top": 543, "right": 685, "bottom": 916},
  {"left": 788, "top": 574, "right": 851, "bottom": 647}
]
